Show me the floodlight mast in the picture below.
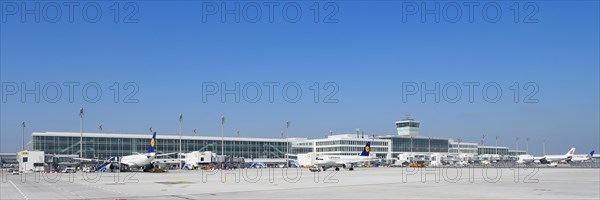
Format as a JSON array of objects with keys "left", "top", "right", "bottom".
[{"left": 79, "top": 107, "right": 85, "bottom": 158}]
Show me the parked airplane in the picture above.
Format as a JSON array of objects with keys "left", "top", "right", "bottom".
[
  {"left": 571, "top": 150, "right": 595, "bottom": 162},
  {"left": 540, "top": 148, "right": 575, "bottom": 165},
  {"left": 76, "top": 132, "right": 175, "bottom": 171},
  {"left": 313, "top": 142, "right": 375, "bottom": 171},
  {"left": 516, "top": 148, "right": 576, "bottom": 166},
  {"left": 516, "top": 154, "right": 535, "bottom": 165}
]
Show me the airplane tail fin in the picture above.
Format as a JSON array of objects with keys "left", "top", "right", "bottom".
[
  {"left": 588, "top": 150, "right": 595, "bottom": 158},
  {"left": 565, "top": 148, "right": 575, "bottom": 156},
  {"left": 360, "top": 142, "right": 371, "bottom": 156},
  {"left": 148, "top": 132, "right": 157, "bottom": 153}
]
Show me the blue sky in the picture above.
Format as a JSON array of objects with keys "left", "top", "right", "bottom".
[{"left": 1, "top": 1, "right": 598, "bottom": 156}]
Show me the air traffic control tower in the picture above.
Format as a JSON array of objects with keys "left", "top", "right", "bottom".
[{"left": 396, "top": 117, "right": 420, "bottom": 136}]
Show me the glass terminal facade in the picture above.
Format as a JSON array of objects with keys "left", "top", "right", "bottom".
[
  {"left": 379, "top": 136, "right": 449, "bottom": 158},
  {"left": 477, "top": 146, "right": 509, "bottom": 155},
  {"left": 32, "top": 133, "right": 290, "bottom": 159}
]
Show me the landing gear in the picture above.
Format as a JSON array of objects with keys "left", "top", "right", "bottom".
[
  {"left": 335, "top": 167, "right": 340, "bottom": 171},
  {"left": 119, "top": 164, "right": 131, "bottom": 172},
  {"left": 349, "top": 167, "right": 354, "bottom": 171}
]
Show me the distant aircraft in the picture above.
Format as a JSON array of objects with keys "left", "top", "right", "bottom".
[
  {"left": 540, "top": 147, "right": 576, "bottom": 166},
  {"left": 515, "top": 154, "right": 535, "bottom": 165},
  {"left": 516, "top": 147, "right": 576, "bottom": 166},
  {"left": 314, "top": 142, "right": 375, "bottom": 171},
  {"left": 571, "top": 150, "right": 595, "bottom": 162},
  {"left": 76, "top": 132, "right": 175, "bottom": 171}
]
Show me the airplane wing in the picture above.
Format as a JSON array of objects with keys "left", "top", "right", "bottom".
[
  {"left": 155, "top": 152, "right": 178, "bottom": 157},
  {"left": 73, "top": 158, "right": 107, "bottom": 162},
  {"left": 335, "top": 160, "right": 370, "bottom": 165}
]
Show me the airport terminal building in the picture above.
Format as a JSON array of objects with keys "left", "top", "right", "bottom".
[
  {"left": 306, "top": 134, "right": 391, "bottom": 158},
  {"left": 25, "top": 118, "right": 526, "bottom": 162},
  {"left": 31, "top": 132, "right": 298, "bottom": 160}
]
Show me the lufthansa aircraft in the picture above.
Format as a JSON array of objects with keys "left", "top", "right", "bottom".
[
  {"left": 314, "top": 142, "right": 375, "bottom": 171},
  {"left": 76, "top": 132, "right": 175, "bottom": 171}
]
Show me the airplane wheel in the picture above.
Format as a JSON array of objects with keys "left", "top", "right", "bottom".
[
  {"left": 349, "top": 168, "right": 354, "bottom": 171},
  {"left": 323, "top": 168, "right": 327, "bottom": 171},
  {"left": 335, "top": 167, "right": 340, "bottom": 171}
]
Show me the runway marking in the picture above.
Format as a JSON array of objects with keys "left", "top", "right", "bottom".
[
  {"left": 40, "top": 180, "right": 86, "bottom": 199},
  {"left": 84, "top": 184, "right": 130, "bottom": 196},
  {"left": 171, "top": 194, "right": 198, "bottom": 200},
  {"left": 9, "top": 180, "right": 29, "bottom": 200}
]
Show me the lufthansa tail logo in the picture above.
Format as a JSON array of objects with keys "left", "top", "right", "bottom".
[
  {"left": 365, "top": 146, "right": 370, "bottom": 152},
  {"left": 151, "top": 138, "right": 155, "bottom": 147}
]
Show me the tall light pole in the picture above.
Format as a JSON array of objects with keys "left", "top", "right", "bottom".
[
  {"left": 149, "top": 127, "right": 154, "bottom": 152},
  {"left": 515, "top": 137, "right": 520, "bottom": 151},
  {"left": 286, "top": 121, "right": 290, "bottom": 167},
  {"left": 526, "top": 138, "right": 530, "bottom": 154},
  {"left": 98, "top": 124, "right": 103, "bottom": 132},
  {"left": 480, "top": 134, "right": 486, "bottom": 146},
  {"left": 21, "top": 122, "right": 26, "bottom": 151},
  {"left": 221, "top": 116, "right": 225, "bottom": 168},
  {"left": 236, "top": 130, "right": 240, "bottom": 137},
  {"left": 179, "top": 114, "right": 183, "bottom": 169},
  {"left": 542, "top": 138, "right": 546, "bottom": 155},
  {"left": 495, "top": 136, "right": 499, "bottom": 155},
  {"left": 79, "top": 107, "right": 85, "bottom": 158}
]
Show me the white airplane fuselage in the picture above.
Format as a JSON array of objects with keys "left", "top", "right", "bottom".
[
  {"left": 120, "top": 153, "right": 155, "bottom": 168},
  {"left": 516, "top": 155, "right": 570, "bottom": 165},
  {"left": 541, "top": 155, "right": 571, "bottom": 164},
  {"left": 570, "top": 155, "right": 592, "bottom": 162},
  {"left": 516, "top": 148, "right": 575, "bottom": 165},
  {"left": 516, "top": 155, "right": 537, "bottom": 164},
  {"left": 314, "top": 155, "right": 373, "bottom": 169}
]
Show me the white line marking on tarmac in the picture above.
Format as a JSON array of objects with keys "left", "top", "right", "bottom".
[
  {"left": 40, "top": 179, "right": 86, "bottom": 199},
  {"left": 9, "top": 180, "right": 29, "bottom": 200},
  {"left": 86, "top": 184, "right": 130, "bottom": 196}
]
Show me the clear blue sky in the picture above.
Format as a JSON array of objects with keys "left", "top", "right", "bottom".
[{"left": 1, "top": 1, "right": 598, "bottom": 156}]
